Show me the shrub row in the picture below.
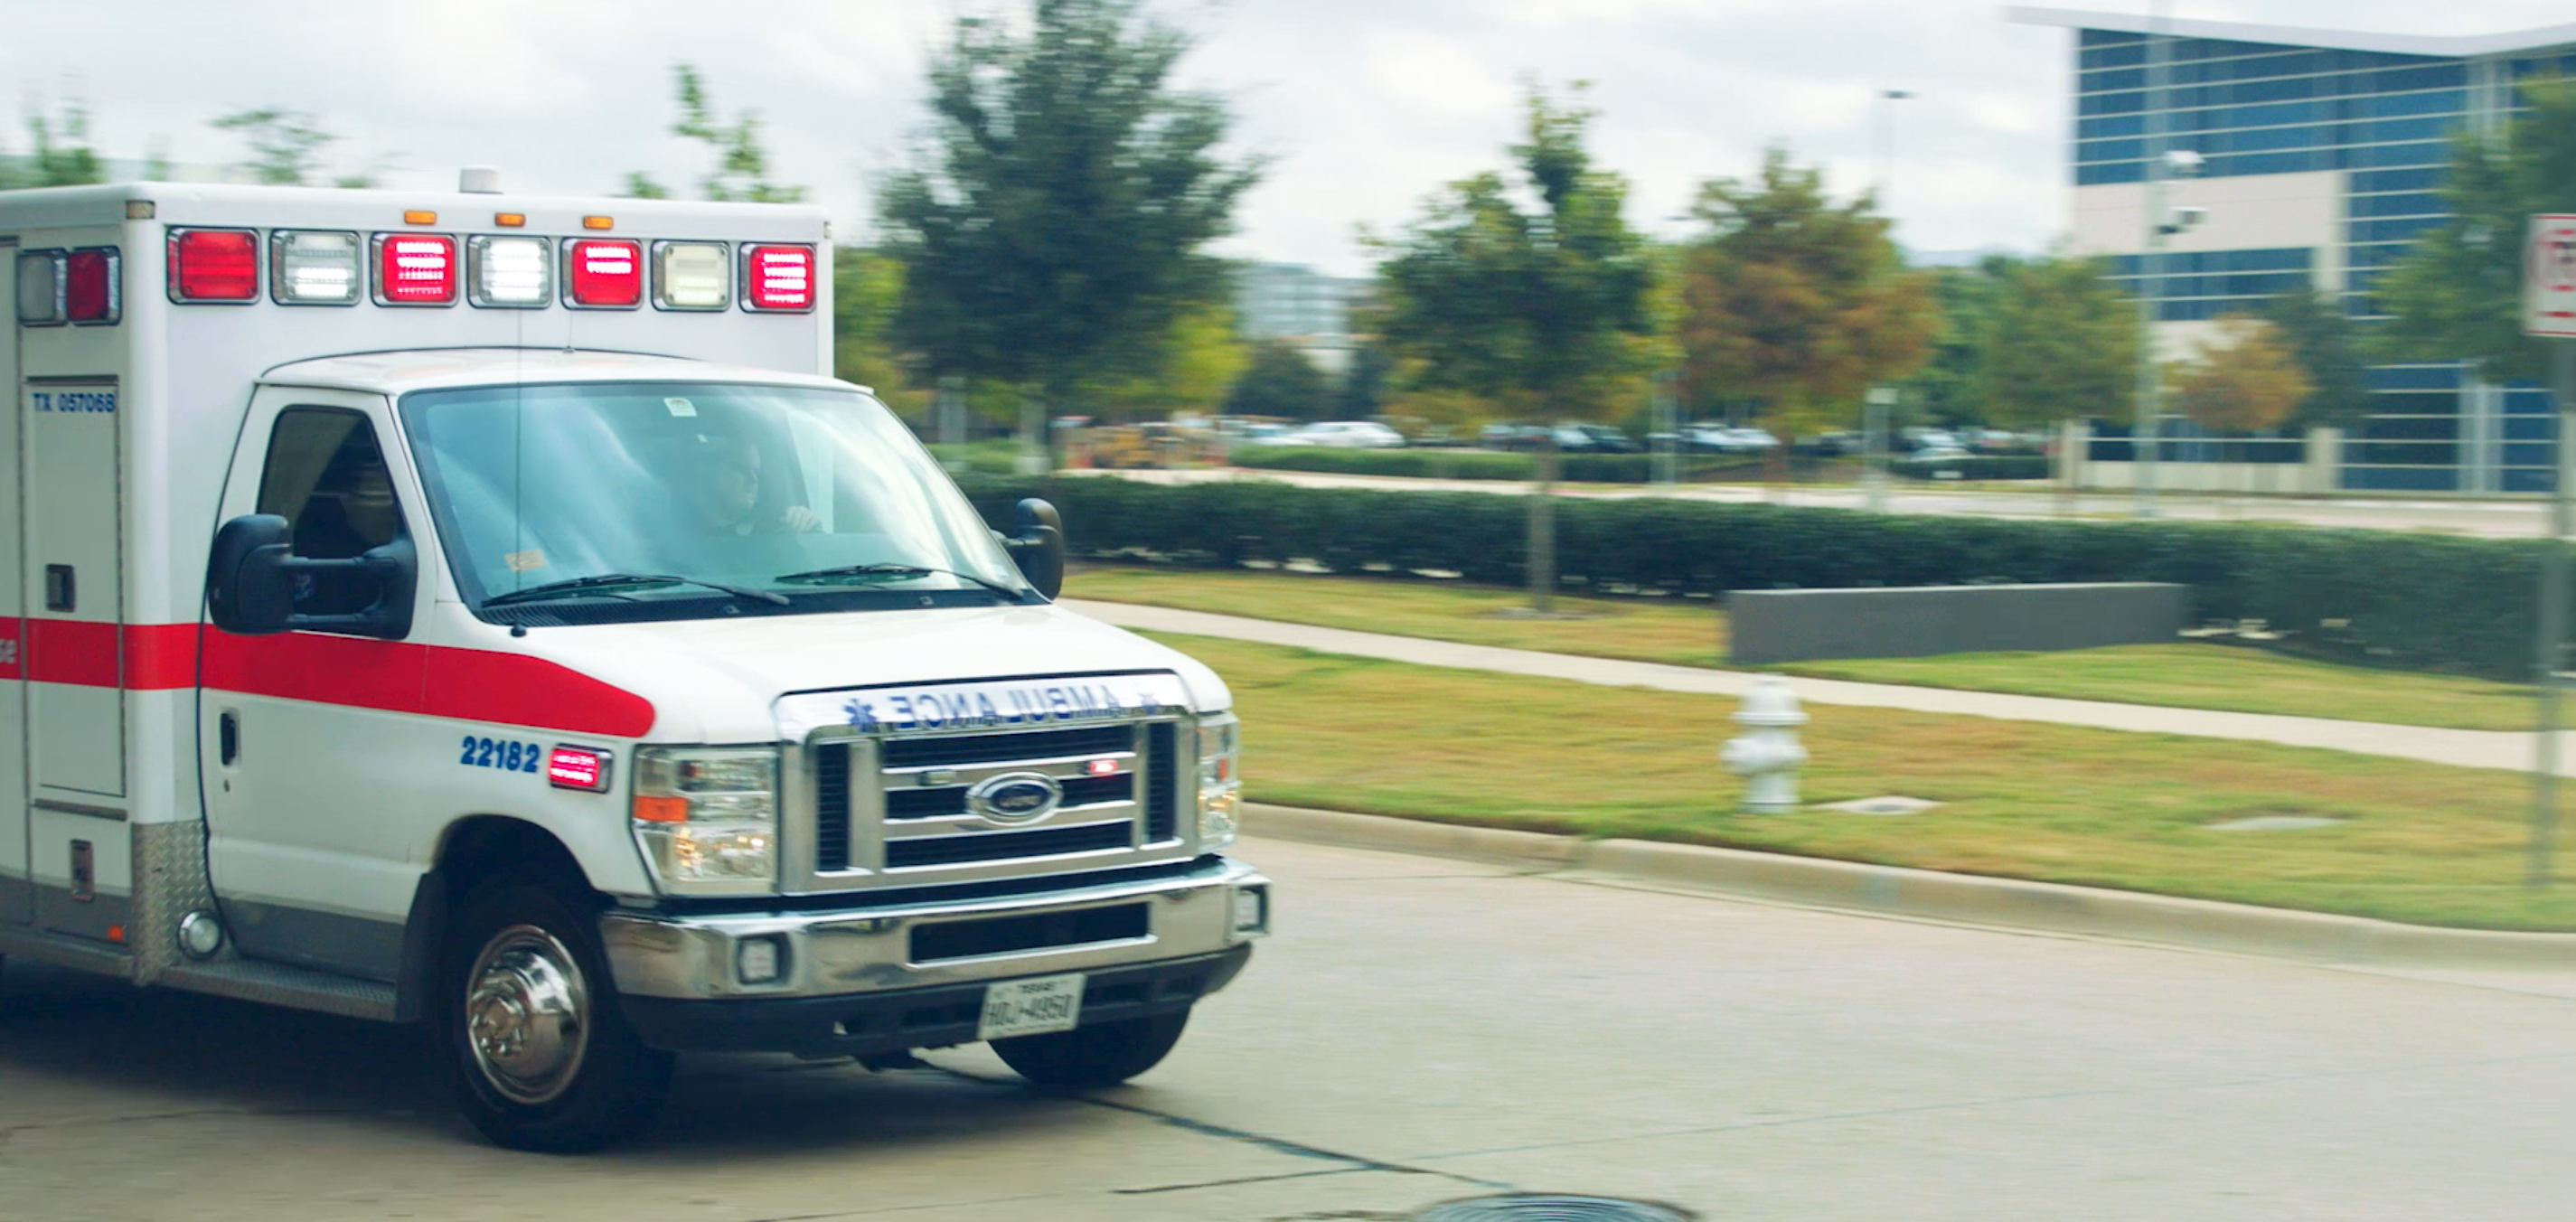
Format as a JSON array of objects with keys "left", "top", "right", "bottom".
[
  {"left": 1889, "top": 455, "right": 2052, "bottom": 481},
  {"left": 1227, "top": 444, "right": 1761, "bottom": 484},
  {"left": 965, "top": 475, "right": 2551, "bottom": 682}
]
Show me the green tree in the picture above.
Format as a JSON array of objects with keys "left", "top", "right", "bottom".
[
  {"left": 1371, "top": 81, "right": 1658, "bottom": 610},
  {"left": 1908, "top": 260, "right": 2004, "bottom": 428},
  {"left": 1088, "top": 300, "right": 1247, "bottom": 421},
  {"left": 2375, "top": 77, "right": 2576, "bottom": 382},
  {"left": 1225, "top": 341, "right": 1330, "bottom": 421},
  {"left": 833, "top": 246, "right": 916, "bottom": 411},
  {"left": 2169, "top": 315, "right": 2313, "bottom": 438},
  {"left": 0, "top": 95, "right": 105, "bottom": 189},
  {"left": 1973, "top": 252, "right": 2139, "bottom": 431},
  {"left": 212, "top": 108, "right": 380, "bottom": 187},
  {"left": 2254, "top": 287, "right": 2371, "bottom": 429},
  {"left": 1333, "top": 339, "right": 1395, "bottom": 418},
  {"left": 879, "top": 0, "right": 1259, "bottom": 469},
  {"left": 1678, "top": 147, "right": 1937, "bottom": 449},
  {"left": 625, "top": 64, "right": 804, "bottom": 203}
]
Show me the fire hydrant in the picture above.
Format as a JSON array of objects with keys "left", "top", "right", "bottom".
[{"left": 1721, "top": 676, "right": 1809, "bottom": 813}]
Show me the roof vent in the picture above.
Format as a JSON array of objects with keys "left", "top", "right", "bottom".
[{"left": 458, "top": 166, "right": 503, "bottom": 195}]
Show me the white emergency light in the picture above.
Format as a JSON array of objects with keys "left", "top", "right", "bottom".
[
  {"left": 653, "top": 240, "right": 729, "bottom": 311},
  {"left": 16, "top": 250, "right": 64, "bottom": 324},
  {"left": 270, "top": 230, "right": 362, "bottom": 306},
  {"left": 467, "top": 235, "right": 551, "bottom": 308}
]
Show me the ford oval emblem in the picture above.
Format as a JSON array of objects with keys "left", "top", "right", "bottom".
[{"left": 967, "top": 772, "right": 1063, "bottom": 826}]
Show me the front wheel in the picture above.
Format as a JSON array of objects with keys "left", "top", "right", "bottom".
[
  {"left": 991, "top": 1009, "right": 1190, "bottom": 1089},
  {"left": 441, "top": 881, "right": 672, "bottom": 1152}
]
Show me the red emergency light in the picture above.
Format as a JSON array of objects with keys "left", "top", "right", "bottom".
[
  {"left": 547, "top": 745, "right": 613, "bottom": 793},
  {"left": 565, "top": 239, "right": 642, "bottom": 308},
  {"left": 167, "top": 229, "right": 259, "bottom": 302},
  {"left": 741, "top": 244, "right": 814, "bottom": 312},
  {"left": 373, "top": 232, "right": 458, "bottom": 306},
  {"left": 64, "top": 248, "right": 118, "bottom": 324}
]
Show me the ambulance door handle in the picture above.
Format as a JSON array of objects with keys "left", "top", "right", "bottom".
[
  {"left": 219, "top": 711, "right": 240, "bottom": 766},
  {"left": 43, "top": 564, "right": 74, "bottom": 612}
]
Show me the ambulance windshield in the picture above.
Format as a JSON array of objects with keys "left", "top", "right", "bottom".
[{"left": 398, "top": 381, "right": 1035, "bottom": 621}]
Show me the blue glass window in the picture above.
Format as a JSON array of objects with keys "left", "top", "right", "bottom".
[
  {"left": 2076, "top": 162, "right": 2145, "bottom": 185},
  {"left": 2350, "top": 166, "right": 2446, "bottom": 193},
  {"left": 2367, "top": 365, "right": 2462, "bottom": 391},
  {"left": 2356, "top": 89, "right": 2468, "bottom": 118},
  {"left": 2077, "top": 115, "right": 2147, "bottom": 139},
  {"left": 2078, "top": 137, "right": 2146, "bottom": 163},
  {"left": 2347, "top": 192, "right": 2448, "bottom": 218},
  {"left": 2083, "top": 67, "right": 2147, "bottom": 92}
]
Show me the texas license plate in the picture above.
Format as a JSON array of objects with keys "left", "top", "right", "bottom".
[{"left": 977, "top": 972, "right": 1086, "bottom": 1040}]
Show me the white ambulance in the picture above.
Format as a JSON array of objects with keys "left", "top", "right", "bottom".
[{"left": 0, "top": 176, "right": 1267, "bottom": 1152}]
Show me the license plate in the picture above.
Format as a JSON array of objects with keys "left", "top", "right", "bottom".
[{"left": 977, "top": 972, "right": 1086, "bottom": 1040}]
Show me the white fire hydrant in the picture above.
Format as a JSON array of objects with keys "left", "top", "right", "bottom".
[{"left": 1721, "top": 676, "right": 1809, "bottom": 813}]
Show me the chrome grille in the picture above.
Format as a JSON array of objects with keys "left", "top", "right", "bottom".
[{"left": 796, "top": 711, "right": 1195, "bottom": 892}]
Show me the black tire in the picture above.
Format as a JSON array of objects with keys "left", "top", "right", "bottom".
[
  {"left": 440, "top": 880, "right": 672, "bottom": 1152},
  {"left": 991, "top": 1008, "right": 1190, "bottom": 1089}
]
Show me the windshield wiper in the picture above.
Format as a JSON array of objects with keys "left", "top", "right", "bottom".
[
  {"left": 484, "top": 572, "right": 790, "bottom": 608},
  {"left": 773, "top": 562, "right": 1027, "bottom": 601}
]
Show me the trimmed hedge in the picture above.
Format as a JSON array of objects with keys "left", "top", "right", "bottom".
[
  {"left": 1890, "top": 455, "right": 2051, "bottom": 481},
  {"left": 1228, "top": 444, "right": 1754, "bottom": 484},
  {"left": 968, "top": 475, "right": 2551, "bottom": 682}
]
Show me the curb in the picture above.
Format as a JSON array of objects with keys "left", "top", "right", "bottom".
[{"left": 1245, "top": 803, "right": 2576, "bottom": 970}]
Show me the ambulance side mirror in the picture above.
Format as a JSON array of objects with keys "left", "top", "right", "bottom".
[
  {"left": 1003, "top": 497, "right": 1065, "bottom": 601},
  {"left": 206, "top": 513, "right": 418, "bottom": 640},
  {"left": 207, "top": 514, "right": 296, "bottom": 635}
]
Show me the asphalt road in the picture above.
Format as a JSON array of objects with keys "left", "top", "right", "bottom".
[
  {"left": 1078, "top": 467, "right": 2555, "bottom": 538},
  {"left": 5, "top": 835, "right": 2574, "bottom": 1220}
]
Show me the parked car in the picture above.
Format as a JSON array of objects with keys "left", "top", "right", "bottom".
[
  {"left": 1290, "top": 420, "right": 1407, "bottom": 448},
  {"left": 1553, "top": 423, "right": 1639, "bottom": 453},
  {"left": 1682, "top": 423, "right": 1779, "bottom": 455},
  {"left": 1480, "top": 423, "right": 1550, "bottom": 452}
]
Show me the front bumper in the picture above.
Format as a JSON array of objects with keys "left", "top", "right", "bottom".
[
  {"left": 598, "top": 854, "right": 1266, "bottom": 1011},
  {"left": 622, "top": 945, "right": 1251, "bottom": 1056}
]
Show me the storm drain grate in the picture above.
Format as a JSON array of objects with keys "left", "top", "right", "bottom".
[{"left": 1415, "top": 1195, "right": 1693, "bottom": 1222}]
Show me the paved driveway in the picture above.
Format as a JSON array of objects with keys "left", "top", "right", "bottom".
[{"left": 5, "top": 836, "right": 2571, "bottom": 1220}]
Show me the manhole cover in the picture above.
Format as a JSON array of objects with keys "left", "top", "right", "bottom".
[
  {"left": 1415, "top": 1195, "right": 1693, "bottom": 1222},
  {"left": 1819, "top": 795, "right": 1941, "bottom": 816},
  {"left": 2207, "top": 815, "right": 2344, "bottom": 832}
]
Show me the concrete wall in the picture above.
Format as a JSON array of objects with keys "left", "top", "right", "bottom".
[
  {"left": 2055, "top": 425, "right": 2343, "bottom": 494},
  {"left": 1727, "top": 583, "right": 2189, "bottom": 665}
]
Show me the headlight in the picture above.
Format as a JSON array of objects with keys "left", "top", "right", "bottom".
[
  {"left": 1196, "top": 714, "right": 1242, "bottom": 851},
  {"left": 632, "top": 747, "right": 779, "bottom": 893}
]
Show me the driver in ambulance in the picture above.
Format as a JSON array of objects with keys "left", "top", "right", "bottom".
[{"left": 685, "top": 432, "right": 823, "bottom": 535}]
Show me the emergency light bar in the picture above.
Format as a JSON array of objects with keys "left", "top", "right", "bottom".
[
  {"left": 565, "top": 239, "right": 642, "bottom": 308},
  {"left": 653, "top": 241, "right": 729, "bottom": 311},
  {"left": 741, "top": 244, "right": 815, "bottom": 312},
  {"left": 373, "top": 232, "right": 458, "bottom": 306},
  {"left": 133, "top": 225, "right": 812, "bottom": 315},
  {"left": 271, "top": 230, "right": 362, "bottom": 305},
  {"left": 467, "top": 235, "right": 550, "bottom": 308},
  {"left": 169, "top": 229, "right": 260, "bottom": 302}
]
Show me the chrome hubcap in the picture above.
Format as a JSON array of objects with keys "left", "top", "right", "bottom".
[{"left": 464, "top": 924, "right": 589, "bottom": 1105}]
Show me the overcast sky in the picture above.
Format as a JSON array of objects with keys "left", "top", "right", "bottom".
[{"left": 5, "top": 0, "right": 2571, "bottom": 275}]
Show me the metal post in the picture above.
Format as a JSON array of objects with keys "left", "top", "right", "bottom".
[
  {"left": 1865, "top": 386, "right": 1896, "bottom": 513},
  {"left": 1651, "top": 369, "right": 1678, "bottom": 487},
  {"left": 2534, "top": 339, "right": 2576, "bottom": 888},
  {"left": 2132, "top": 0, "right": 2171, "bottom": 519}
]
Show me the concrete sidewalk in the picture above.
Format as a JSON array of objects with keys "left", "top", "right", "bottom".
[{"left": 1067, "top": 597, "right": 2575, "bottom": 776}]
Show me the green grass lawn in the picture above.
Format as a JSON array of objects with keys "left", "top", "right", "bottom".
[
  {"left": 1150, "top": 631, "right": 2576, "bottom": 931},
  {"left": 1068, "top": 565, "right": 2539, "bottom": 731}
]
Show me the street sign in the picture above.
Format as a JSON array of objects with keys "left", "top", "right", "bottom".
[{"left": 2527, "top": 214, "right": 2576, "bottom": 338}]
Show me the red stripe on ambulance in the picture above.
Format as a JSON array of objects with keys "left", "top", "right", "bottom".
[{"left": 10, "top": 617, "right": 655, "bottom": 738}]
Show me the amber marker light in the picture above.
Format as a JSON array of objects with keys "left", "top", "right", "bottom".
[
  {"left": 583, "top": 215, "right": 615, "bottom": 230},
  {"left": 494, "top": 212, "right": 527, "bottom": 228},
  {"left": 634, "top": 794, "right": 691, "bottom": 823},
  {"left": 403, "top": 210, "right": 437, "bottom": 225}
]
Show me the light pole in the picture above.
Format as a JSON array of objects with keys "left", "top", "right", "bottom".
[
  {"left": 2131, "top": 0, "right": 2206, "bottom": 518},
  {"left": 1866, "top": 88, "right": 1913, "bottom": 514}
]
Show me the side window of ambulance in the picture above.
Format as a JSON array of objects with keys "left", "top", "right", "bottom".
[{"left": 257, "top": 409, "right": 409, "bottom": 614}]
